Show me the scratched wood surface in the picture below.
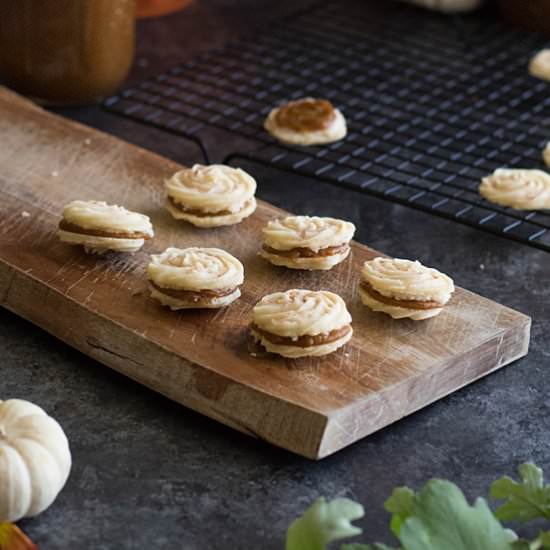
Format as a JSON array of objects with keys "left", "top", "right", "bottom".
[{"left": 0, "top": 86, "right": 531, "bottom": 459}]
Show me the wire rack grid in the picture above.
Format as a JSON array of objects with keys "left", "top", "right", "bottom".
[{"left": 104, "top": 0, "right": 550, "bottom": 251}]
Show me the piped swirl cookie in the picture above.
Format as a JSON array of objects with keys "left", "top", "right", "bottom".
[
  {"left": 260, "top": 215, "right": 356, "bottom": 270},
  {"left": 148, "top": 247, "right": 244, "bottom": 310},
  {"left": 250, "top": 289, "right": 352, "bottom": 358},
  {"left": 529, "top": 49, "right": 550, "bottom": 81},
  {"left": 57, "top": 200, "right": 154, "bottom": 254},
  {"left": 359, "top": 258, "right": 454, "bottom": 321},
  {"left": 165, "top": 164, "right": 257, "bottom": 227},
  {"left": 264, "top": 97, "right": 347, "bottom": 146},
  {"left": 479, "top": 168, "right": 550, "bottom": 210}
]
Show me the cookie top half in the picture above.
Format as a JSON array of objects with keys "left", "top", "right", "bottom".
[
  {"left": 361, "top": 257, "right": 454, "bottom": 305},
  {"left": 62, "top": 200, "right": 153, "bottom": 236},
  {"left": 148, "top": 247, "right": 244, "bottom": 291},
  {"left": 252, "top": 289, "right": 351, "bottom": 337},
  {"left": 480, "top": 168, "right": 550, "bottom": 210},
  {"left": 262, "top": 215, "right": 356, "bottom": 251},
  {"left": 165, "top": 164, "right": 256, "bottom": 213}
]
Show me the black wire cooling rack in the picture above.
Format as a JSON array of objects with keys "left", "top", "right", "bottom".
[{"left": 104, "top": 0, "right": 550, "bottom": 252}]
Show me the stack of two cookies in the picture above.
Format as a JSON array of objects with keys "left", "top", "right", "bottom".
[
  {"left": 147, "top": 164, "right": 253, "bottom": 310},
  {"left": 358, "top": 257, "right": 455, "bottom": 321}
]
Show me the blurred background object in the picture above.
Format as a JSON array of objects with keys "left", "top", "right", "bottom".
[
  {"left": 0, "top": 0, "right": 135, "bottom": 105},
  {"left": 498, "top": 0, "right": 550, "bottom": 34},
  {"left": 137, "top": 0, "right": 193, "bottom": 18},
  {"left": 400, "top": 0, "right": 483, "bottom": 12}
]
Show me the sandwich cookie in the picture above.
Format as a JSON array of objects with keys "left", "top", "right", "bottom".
[
  {"left": 165, "top": 164, "right": 257, "bottom": 227},
  {"left": 250, "top": 289, "right": 352, "bottom": 358},
  {"left": 479, "top": 168, "right": 550, "bottom": 210},
  {"left": 359, "top": 257, "right": 454, "bottom": 321},
  {"left": 260, "top": 215, "right": 356, "bottom": 270},
  {"left": 148, "top": 247, "right": 244, "bottom": 309},
  {"left": 264, "top": 97, "right": 347, "bottom": 146},
  {"left": 529, "top": 49, "right": 550, "bottom": 81},
  {"left": 57, "top": 200, "right": 154, "bottom": 254}
]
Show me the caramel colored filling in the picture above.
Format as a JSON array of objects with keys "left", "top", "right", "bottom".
[
  {"left": 263, "top": 243, "right": 349, "bottom": 259},
  {"left": 150, "top": 281, "right": 236, "bottom": 304},
  {"left": 168, "top": 196, "right": 251, "bottom": 218},
  {"left": 360, "top": 281, "right": 442, "bottom": 310},
  {"left": 59, "top": 220, "right": 151, "bottom": 240},
  {"left": 275, "top": 99, "right": 336, "bottom": 132},
  {"left": 250, "top": 323, "right": 351, "bottom": 348}
]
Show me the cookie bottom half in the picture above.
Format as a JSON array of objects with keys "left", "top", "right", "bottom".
[
  {"left": 264, "top": 108, "right": 347, "bottom": 146},
  {"left": 165, "top": 197, "right": 257, "bottom": 228},
  {"left": 250, "top": 326, "right": 352, "bottom": 358},
  {"left": 358, "top": 285, "right": 443, "bottom": 321},
  {"left": 57, "top": 229, "right": 145, "bottom": 254},
  {"left": 149, "top": 283, "right": 241, "bottom": 310},
  {"left": 259, "top": 246, "right": 350, "bottom": 271}
]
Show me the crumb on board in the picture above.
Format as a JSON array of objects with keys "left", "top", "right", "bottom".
[
  {"left": 51, "top": 170, "right": 59, "bottom": 177},
  {"left": 84, "top": 138, "right": 92, "bottom": 145},
  {"left": 21, "top": 211, "right": 31, "bottom": 217}
]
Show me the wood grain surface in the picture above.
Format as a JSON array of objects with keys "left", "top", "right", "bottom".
[{"left": 0, "top": 86, "right": 531, "bottom": 459}]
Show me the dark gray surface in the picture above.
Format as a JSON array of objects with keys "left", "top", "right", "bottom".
[{"left": 2, "top": 1, "right": 549, "bottom": 548}]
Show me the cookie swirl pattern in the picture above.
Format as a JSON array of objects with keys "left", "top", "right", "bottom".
[
  {"left": 252, "top": 289, "right": 351, "bottom": 338},
  {"left": 479, "top": 169, "right": 550, "bottom": 210},
  {"left": 361, "top": 258, "right": 454, "bottom": 304},
  {"left": 165, "top": 164, "right": 256, "bottom": 213},
  {"left": 262, "top": 216, "right": 355, "bottom": 251},
  {"left": 148, "top": 247, "right": 244, "bottom": 291},
  {"left": 62, "top": 200, "right": 153, "bottom": 234}
]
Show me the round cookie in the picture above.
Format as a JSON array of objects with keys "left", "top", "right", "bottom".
[
  {"left": 264, "top": 97, "right": 347, "bottom": 146},
  {"left": 57, "top": 200, "right": 154, "bottom": 254},
  {"left": 259, "top": 215, "right": 356, "bottom": 270},
  {"left": 479, "top": 168, "right": 550, "bottom": 210},
  {"left": 543, "top": 143, "right": 550, "bottom": 168},
  {"left": 250, "top": 289, "right": 352, "bottom": 358},
  {"left": 529, "top": 49, "right": 550, "bottom": 81},
  {"left": 147, "top": 247, "right": 244, "bottom": 310},
  {"left": 359, "top": 257, "right": 454, "bottom": 321},
  {"left": 165, "top": 164, "right": 257, "bottom": 228}
]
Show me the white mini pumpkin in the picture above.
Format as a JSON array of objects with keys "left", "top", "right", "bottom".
[{"left": 0, "top": 399, "right": 72, "bottom": 523}]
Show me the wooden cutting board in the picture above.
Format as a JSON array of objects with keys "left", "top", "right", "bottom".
[{"left": 0, "top": 86, "right": 530, "bottom": 459}]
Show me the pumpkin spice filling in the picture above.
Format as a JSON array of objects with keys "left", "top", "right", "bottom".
[
  {"left": 149, "top": 281, "right": 237, "bottom": 304},
  {"left": 250, "top": 323, "right": 352, "bottom": 348},
  {"left": 262, "top": 243, "right": 349, "bottom": 259},
  {"left": 167, "top": 195, "right": 252, "bottom": 217},
  {"left": 58, "top": 219, "right": 152, "bottom": 240},
  {"left": 360, "top": 281, "right": 443, "bottom": 310},
  {"left": 274, "top": 98, "right": 337, "bottom": 132}
]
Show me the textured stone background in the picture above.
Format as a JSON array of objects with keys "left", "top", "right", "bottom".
[{"left": 2, "top": 1, "right": 549, "bottom": 548}]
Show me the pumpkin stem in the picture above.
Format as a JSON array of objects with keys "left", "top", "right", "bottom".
[{"left": 0, "top": 524, "right": 38, "bottom": 550}]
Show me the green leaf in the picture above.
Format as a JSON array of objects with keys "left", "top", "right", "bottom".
[
  {"left": 285, "top": 497, "right": 364, "bottom": 550},
  {"left": 525, "top": 532, "right": 550, "bottom": 550},
  {"left": 384, "top": 487, "right": 415, "bottom": 537},
  {"left": 538, "top": 532, "right": 550, "bottom": 549},
  {"left": 398, "top": 479, "right": 516, "bottom": 550},
  {"left": 490, "top": 463, "right": 550, "bottom": 523},
  {"left": 341, "top": 544, "right": 399, "bottom": 550}
]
